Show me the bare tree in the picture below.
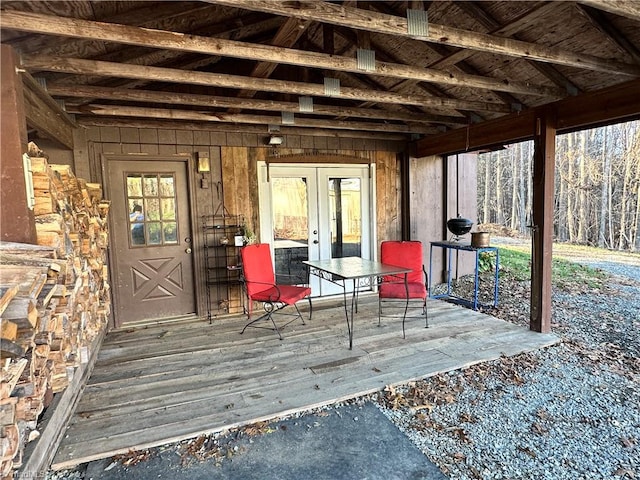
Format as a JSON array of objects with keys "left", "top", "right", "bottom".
[
  {"left": 598, "top": 125, "right": 610, "bottom": 248},
  {"left": 483, "top": 154, "right": 491, "bottom": 223},
  {"left": 495, "top": 151, "right": 505, "bottom": 225},
  {"left": 475, "top": 120, "right": 638, "bottom": 251}
]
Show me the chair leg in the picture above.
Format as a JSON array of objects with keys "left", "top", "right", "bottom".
[
  {"left": 294, "top": 303, "right": 306, "bottom": 326},
  {"left": 307, "top": 296, "right": 313, "bottom": 321},
  {"left": 378, "top": 296, "right": 382, "bottom": 327},
  {"left": 240, "top": 302, "right": 284, "bottom": 340},
  {"left": 424, "top": 298, "right": 429, "bottom": 328},
  {"left": 401, "top": 298, "right": 409, "bottom": 339},
  {"left": 268, "top": 311, "right": 284, "bottom": 340}
]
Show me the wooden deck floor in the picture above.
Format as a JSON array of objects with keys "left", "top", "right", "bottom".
[{"left": 52, "top": 297, "right": 559, "bottom": 470}]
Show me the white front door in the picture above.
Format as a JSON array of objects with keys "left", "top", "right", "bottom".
[{"left": 258, "top": 163, "right": 373, "bottom": 297}]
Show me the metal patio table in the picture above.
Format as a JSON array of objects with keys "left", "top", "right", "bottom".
[{"left": 304, "top": 257, "right": 411, "bottom": 350}]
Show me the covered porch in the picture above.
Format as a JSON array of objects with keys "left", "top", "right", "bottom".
[{"left": 52, "top": 297, "right": 558, "bottom": 470}]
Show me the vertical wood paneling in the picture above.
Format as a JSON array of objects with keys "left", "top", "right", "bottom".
[
  {"left": 72, "top": 128, "right": 91, "bottom": 180},
  {"left": 81, "top": 128, "right": 408, "bottom": 321},
  {"left": 411, "top": 155, "right": 444, "bottom": 282},
  {"left": 374, "top": 150, "right": 401, "bottom": 252}
]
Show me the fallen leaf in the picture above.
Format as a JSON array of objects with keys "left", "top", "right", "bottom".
[
  {"left": 620, "top": 437, "right": 636, "bottom": 448},
  {"left": 516, "top": 445, "right": 536, "bottom": 458}
]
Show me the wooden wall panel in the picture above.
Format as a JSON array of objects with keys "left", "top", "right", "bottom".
[
  {"left": 446, "top": 153, "right": 476, "bottom": 277},
  {"left": 374, "top": 150, "right": 401, "bottom": 254},
  {"left": 410, "top": 155, "right": 444, "bottom": 281},
  {"left": 221, "top": 147, "right": 249, "bottom": 219},
  {"left": 410, "top": 153, "right": 478, "bottom": 284}
]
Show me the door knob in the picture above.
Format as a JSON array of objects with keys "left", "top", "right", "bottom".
[
  {"left": 313, "top": 240, "right": 319, "bottom": 244},
  {"left": 185, "top": 247, "right": 192, "bottom": 254}
]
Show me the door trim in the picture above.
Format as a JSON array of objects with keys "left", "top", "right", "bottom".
[{"left": 101, "top": 154, "right": 203, "bottom": 328}]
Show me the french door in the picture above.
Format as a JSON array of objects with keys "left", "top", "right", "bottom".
[{"left": 258, "top": 164, "right": 373, "bottom": 297}]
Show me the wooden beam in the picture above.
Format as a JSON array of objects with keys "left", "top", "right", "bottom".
[
  {"left": 45, "top": 84, "right": 466, "bottom": 126},
  {"left": 427, "top": 3, "right": 560, "bottom": 70},
  {"left": 66, "top": 104, "right": 436, "bottom": 134},
  {"left": 415, "top": 78, "right": 640, "bottom": 157},
  {"left": 450, "top": 2, "right": 581, "bottom": 95},
  {"left": 205, "top": 0, "right": 640, "bottom": 76},
  {"left": 530, "top": 108, "right": 556, "bottom": 334},
  {"left": 236, "top": 17, "right": 312, "bottom": 99},
  {"left": 577, "top": 4, "right": 640, "bottom": 64},
  {"left": 21, "top": 73, "right": 76, "bottom": 149},
  {"left": 21, "top": 55, "right": 511, "bottom": 113},
  {"left": 9, "top": 3, "right": 216, "bottom": 55},
  {"left": 0, "top": 10, "right": 564, "bottom": 97},
  {"left": 0, "top": 45, "right": 37, "bottom": 244},
  {"left": 578, "top": 0, "right": 640, "bottom": 22},
  {"left": 76, "top": 116, "right": 409, "bottom": 141}
]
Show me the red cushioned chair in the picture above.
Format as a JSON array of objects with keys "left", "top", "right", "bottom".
[
  {"left": 240, "top": 243, "right": 312, "bottom": 340},
  {"left": 379, "top": 240, "right": 428, "bottom": 337}
]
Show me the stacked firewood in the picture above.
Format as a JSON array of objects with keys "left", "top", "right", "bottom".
[{"left": 0, "top": 148, "right": 111, "bottom": 478}]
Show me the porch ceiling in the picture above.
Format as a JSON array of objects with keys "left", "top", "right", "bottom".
[
  {"left": 1, "top": 1, "right": 639, "bottom": 147},
  {"left": 51, "top": 296, "right": 558, "bottom": 470}
]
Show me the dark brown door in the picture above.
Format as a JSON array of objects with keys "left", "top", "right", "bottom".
[{"left": 108, "top": 159, "right": 196, "bottom": 325}]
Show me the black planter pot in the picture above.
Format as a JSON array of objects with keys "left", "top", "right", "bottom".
[{"left": 447, "top": 216, "right": 473, "bottom": 237}]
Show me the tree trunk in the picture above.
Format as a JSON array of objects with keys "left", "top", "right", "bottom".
[
  {"left": 510, "top": 144, "right": 519, "bottom": 230},
  {"left": 495, "top": 151, "right": 504, "bottom": 225},
  {"left": 483, "top": 155, "right": 491, "bottom": 223},
  {"left": 557, "top": 153, "right": 567, "bottom": 242},
  {"left": 598, "top": 126, "right": 610, "bottom": 248},
  {"left": 566, "top": 132, "right": 576, "bottom": 242},
  {"left": 577, "top": 131, "right": 588, "bottom": 243},
  {"left": 617, "top": 127, "right": 633, "bottom": 250},
  {"left": 525, "top": 140, "right": 533, "bottom": 236}
]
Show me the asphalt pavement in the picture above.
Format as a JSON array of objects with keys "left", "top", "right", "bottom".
[{"left": 81, "top": 402, "right": 447, "bottom": 480}]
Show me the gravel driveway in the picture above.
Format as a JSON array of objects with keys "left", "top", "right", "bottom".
[{"left": 376, "top": 244, "right": 640, "bottom": 479}]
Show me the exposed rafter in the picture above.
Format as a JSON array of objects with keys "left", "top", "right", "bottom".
[
  {"left": 0, "top": 11, "right": 565, "bottom": 97},
  {"left": 415, "top": 78, "right": 640, "bottom": 157},
  {"left": 21, "top": 55, "right": 512, "bottom": 113},
  {"left": 578, "top": 0, "right": 640, "bottom": 22},
  {"left": 577, "top": 4, "right": 640, "bottom": 64},
  {"left": 203, "top": 0, "right": 640, "bottom": 76},
  {"left": 46, "top": 84, "right": 467, "bottom": 126},
  {"left": 235, "top": 17, "right": 312, "bottom": 99},
  {"left": 454, "top": 2, "right": 581, "bottom": 95},
  {"left": 65, "top": 104, "right": 437, "bottom": 134},
  {"left": 77, "top": 116, "right": 409, "bottom": 141}
]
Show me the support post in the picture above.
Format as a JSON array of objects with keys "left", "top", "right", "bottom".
[
  {"left": 530, "top": 108, "right": 556, "bottom": 333},
  {"left": 0, "top": 45, "right": 37, "bottom": 243}
]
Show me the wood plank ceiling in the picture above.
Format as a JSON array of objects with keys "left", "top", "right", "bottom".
[{"left": 1, "top": 0, "right": 639, "bottom": 145}]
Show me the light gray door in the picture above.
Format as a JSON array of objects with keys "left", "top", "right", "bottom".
[{"left": 108, "top": 159, "right": 195, "bottom": 325}]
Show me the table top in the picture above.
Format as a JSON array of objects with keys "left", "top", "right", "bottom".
[
  {"left": 303, "top": 257, "right": 411, "bottom": 280},
  {"left": 430, "top": 241, "right": 498, "bottom": 252}
]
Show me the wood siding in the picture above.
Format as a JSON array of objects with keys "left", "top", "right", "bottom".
[
  {"left": 410, "top": 154, "right": 478, "bottom": 284},
  {"left": 74, "top": 126, "right": 405, "bottom": 320}
]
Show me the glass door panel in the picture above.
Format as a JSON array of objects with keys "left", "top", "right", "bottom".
[
  {"left": 329, "top": 177, "right": 362, "bottom": 259},
  {"left": 317, "top": 168, "right": 370, "bottom": 296},
  {"left": 271, "top": 177, "right": 310, "bottom": 285}
]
